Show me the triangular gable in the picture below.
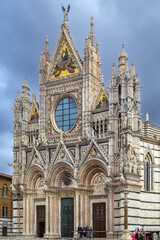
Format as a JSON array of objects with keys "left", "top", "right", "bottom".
[
  {"left": 30, "top": 104, "right": 39, "bottom": 122},
  {"left": 94, "top": 87, "right": 109, "bottom": 111},
  {"left": 47, "top": 26, "right": 83, "bottom": 80},
  {"left": 80, "top": 139, "right": 109, "bottom": 167},
  {"left": 51, "top": 140, "right": 74, "bottom": 166},
  {"left": 26, "top": 147, "right": 45, "bottom": 171}
]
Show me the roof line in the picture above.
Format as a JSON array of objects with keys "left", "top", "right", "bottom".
[{"left": 0, "top": 173, "right": 12, "bottom": 178}]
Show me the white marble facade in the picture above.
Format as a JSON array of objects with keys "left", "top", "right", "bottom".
[{"left": 12, "top": 12, "right": 160, "bottom": 238}]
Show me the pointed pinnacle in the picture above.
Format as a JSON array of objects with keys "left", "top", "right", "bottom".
[
  {"left": 131, "top": 61, "right": 135, "bottom": 76},
  {"left": 32, "top": 92, "right": 36, "bottom": 102},
  {"left": 125, "top": 58, "right": 129, "bottom": 72},
  {"left": 91, "top": 16, "right": 94, "bottom": 33},
  {"left": 122, "top": 44, "right": 125, "bottom": 56},
  {"left": 17, "top": 90, "right": 20, "bottom": 100},
  {"left": 23, "top": 77, "right": 28, "bottom": 88},
  {"left": 96, "top": 41, "right": 99, "bottom": 54},
  {"left": 85, "top": 36, "right": 88, "bottom": 47},
  {"left": 22, "top": 76, "right": 30, "bottom": 91},
  {"left": 89, "top": 16, "right": 95, "bottom": 47},
  {"left": 146, "top": 112, "right": 149, "bottom": 122},
  {"left": 46, "top": 36, "right": 49, "bottom": 49},
  {"left": 112, "top": 62, "right": 116, "bottom": 77},
  {"left": 101, "top": 74, "right": 104, "bottom": 86}
]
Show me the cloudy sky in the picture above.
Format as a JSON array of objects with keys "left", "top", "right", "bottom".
[{"left": 0, "top": 0, "right": 160, "bottom": 175}]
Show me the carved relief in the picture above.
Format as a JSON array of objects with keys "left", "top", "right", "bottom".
[
  {"left": 91, "top": 173, "right": 106, "bottom": 195},
  {"left": 35, "top": 177, "right": 45, "bottom": 189},
  {"left": 123, "top": 116, "right": 127, "bottom": 128},
  {"left": 91, "top": 147, "right": 97, "bottom": 157},
  {"left": 60, "top": 149, "right": 65, "bottom": 159},
  {"left": 49, "top": 149, "right": 56, "bottom": 162},
  {"left": 60, "top": 172, "right": 73, "bottom": 187},
  {"left": 81, "top": 146, "right": 88, "bottom": 159}
]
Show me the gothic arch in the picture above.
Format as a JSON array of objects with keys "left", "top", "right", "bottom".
[
  {"left": 79, "top": 158, "right": 108, "bottom": 186},
  {"left": 144, "top": 149, "right": 154, "bottom": 164},
  {"left": 143, "top": 152, "right": 153, "bottom": 191},
  {"left": 49, "top": 161, "right": 74, "bottom": 187},
  {"left": 25, "top": 164, "right": 45, "bottom": 189}
]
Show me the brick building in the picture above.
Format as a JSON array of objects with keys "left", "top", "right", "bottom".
[{"left": 0, "top": 173, "right": 12, "bottom": 236}]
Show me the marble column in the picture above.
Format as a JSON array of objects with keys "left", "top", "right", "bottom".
[
  {"left": 23, "top": 195, "right": 26, "bottom": 235},
  {"left": 108, "top": 186, "right": 113, "bottom": 234},
  {"left": 121, "top": 189, "right": 131, "bottom": 240},
  {"left": 124, "top": 200, "right": 129, "bottom": 230},
  {"left": 44, "top": 195, "right": 49, "bottom": 236},
  {"left": 74, "top": 191, "right": 80, "bottom": 238}
]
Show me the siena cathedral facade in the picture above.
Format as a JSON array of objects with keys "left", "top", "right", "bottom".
[{"left": 12, "top": 11, "right": 160, "bottom": 239}]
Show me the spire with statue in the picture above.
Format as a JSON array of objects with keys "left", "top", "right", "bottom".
[{"left": 61, "top": 4, "right": 70, "bottom": 28}]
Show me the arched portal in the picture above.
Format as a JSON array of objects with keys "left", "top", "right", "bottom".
[
  {"left": 79, "top": 159, "right": 108, "bottom": 186},
  {"left": 25, "top": 164, "right": 45, "bottom": 189},
  {"left": 79, "top": 159, "right": 108, "bottom": 237},
  {"left": 49, "top": 161, "right": 74, "bottom": 238},
  {"left": 49, "top": 161, "right": 74, "bottom": 187},
  {"left": 25, "top": 164, "right": 45, "bottom": 237}
]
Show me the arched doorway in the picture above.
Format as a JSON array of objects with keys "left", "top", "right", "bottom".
[{"left": 79, "top": 159, "right": 108, "bottom": 238}]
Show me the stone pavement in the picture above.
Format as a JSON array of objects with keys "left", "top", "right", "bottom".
[{"left": 0, "top": 238, "right": 121, "bottom": 240}]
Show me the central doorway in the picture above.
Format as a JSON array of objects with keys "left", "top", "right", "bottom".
[
  {"left": 93, "top": 202, "right": 106, "bottom": 238},
  {"left": 37, "top": 205, "right": 45, "bottom": 238},
  {"left": 61, "top": 198, "right": 74, "bottom": 237}
]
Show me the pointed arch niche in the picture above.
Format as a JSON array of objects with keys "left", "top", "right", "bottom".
[{"left": 144, "top": 153, "right": 153, "bottom": 191}]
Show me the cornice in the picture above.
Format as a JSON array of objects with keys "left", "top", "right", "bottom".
[{"left": 140, "top": 136, "right": 160, "bottom": 145}]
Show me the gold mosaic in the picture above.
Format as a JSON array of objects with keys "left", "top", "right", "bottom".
[{"left": 51, "top": 43, "right": 78, "bottom": 79}]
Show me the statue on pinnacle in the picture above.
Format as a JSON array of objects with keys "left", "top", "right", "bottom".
[{"left": 62, "top": 4, "right": 70, "bottom": 25}]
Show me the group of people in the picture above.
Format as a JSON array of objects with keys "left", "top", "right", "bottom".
[
  {"left": 77, "top": 226, "right": 93, "bottom": 238},
  {"left": 131, "top": 227, "right": 159, "bottom": 240},
  {"left": 131, "top": 227, "right": 146, "bottom": 240}
]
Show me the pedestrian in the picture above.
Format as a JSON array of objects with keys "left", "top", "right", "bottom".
[
  {"left": 86, "top": 226, "right": 89, "bottom": 238},
  {"left": 89, "top": 227, "right": 93, "bottom": 238}
]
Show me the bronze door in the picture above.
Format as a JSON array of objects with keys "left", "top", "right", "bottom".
[
  {"left": 93, "top": 202, "right": 106, "bottom": 238},
  {"left": 61, "top": 198, "right": 74, "bottom": 237},
  {"left": 37, "top": 205, "right": 45, "bottom": 237}
]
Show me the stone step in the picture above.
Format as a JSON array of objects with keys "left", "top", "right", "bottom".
[{"left": 0, "top": 238, "right": 120, "bottom": 240}]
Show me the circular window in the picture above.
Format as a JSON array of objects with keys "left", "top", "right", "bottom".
[{"left": 55, "top": 97, "right": 78, "bottom": 131}]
